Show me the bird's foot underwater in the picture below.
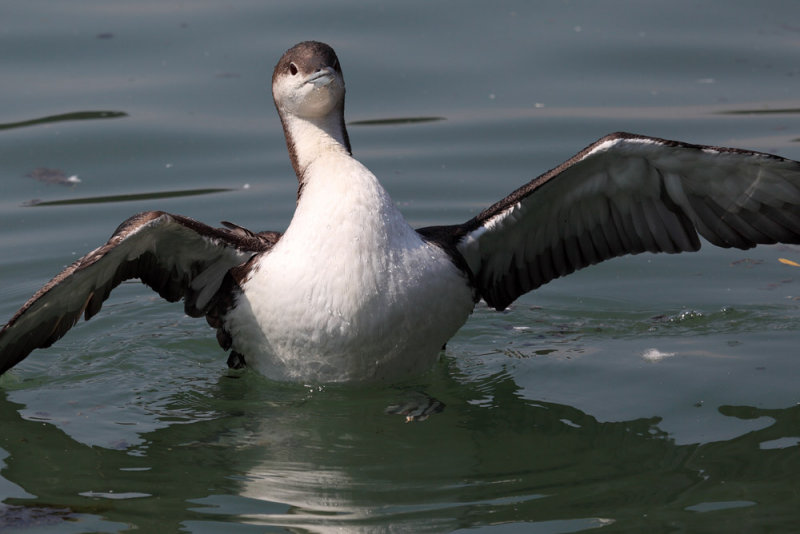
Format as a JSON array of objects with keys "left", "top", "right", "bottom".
[{"left": 385, "top": 391, "right": 445, "bottom": 422}]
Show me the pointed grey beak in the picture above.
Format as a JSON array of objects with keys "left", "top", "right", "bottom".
[{"left": 306, "top": 67, "right": 335, "bottom": 87}]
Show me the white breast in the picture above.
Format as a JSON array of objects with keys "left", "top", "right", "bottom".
[{"left": 225, "top": 154, "right": 475, "bottom": 383}]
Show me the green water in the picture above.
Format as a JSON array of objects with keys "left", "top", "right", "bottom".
[{"left": 1, "top": 1, "right": 799, "bottom": 532}]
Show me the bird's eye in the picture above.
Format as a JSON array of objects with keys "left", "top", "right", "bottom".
[
  {"left": 289, "top": 63, "right": 298, "bottom": 75},
  {"left": 332, "top": 59, "right": 340, "bottom": 72}
]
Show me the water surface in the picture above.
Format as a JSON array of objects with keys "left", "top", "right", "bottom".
[{"left": 1, "top": 1, "right": 799, "bottom": 532}]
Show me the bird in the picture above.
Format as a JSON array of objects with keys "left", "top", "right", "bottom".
[{"left": 1, "top": 40, "right": 799, "bottom": 383}]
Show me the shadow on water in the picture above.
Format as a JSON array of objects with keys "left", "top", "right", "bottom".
[
  {"left": 715, "top": 108, "right": 800, "bottom": 116},
  {"left": 1, "top": 359, "right": 799, "bottom": 533},
  {"left": 348, "top": 116, "right": 445, "bottom": 126},
  {"left": 0, "top": 111, "right": 127, "bottom": 132},
  {"left": 24, "top": 188, "right": 235, "bottom": 207}
]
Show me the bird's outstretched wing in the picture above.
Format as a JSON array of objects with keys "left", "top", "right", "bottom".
[
  {"left": 0, "top": 211, "right": 280, "bottom": 374},
  {"left": 424, "top": 132, "right": 800, "bottom": 310}
]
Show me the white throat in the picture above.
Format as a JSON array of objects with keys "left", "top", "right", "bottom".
[{"left": 280, "top": 111, "right": 350, "bottom": 179}]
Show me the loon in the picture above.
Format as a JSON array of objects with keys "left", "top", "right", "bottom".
[{"left": 1, "top": 41, "right": 799, "bottom": 383}]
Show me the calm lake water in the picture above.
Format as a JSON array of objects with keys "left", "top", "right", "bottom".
[{"left": 2, "top": 1, "right": 800, "bottom": 532}]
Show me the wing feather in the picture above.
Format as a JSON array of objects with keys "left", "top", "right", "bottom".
[
  {"left": 0, "top": 210, "right": 279, "bottom": 374},
  {"left": 438, "top": 132, "right": 800, "bottom": 310}
]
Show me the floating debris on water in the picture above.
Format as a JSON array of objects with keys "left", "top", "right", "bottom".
[
  {"left": 25, "top": 167, "right": 81, "bottom": 186},
  {"left": 730, "top": 258, "right": 764, "bottom": 268},
  {"left": 641, "top": 348, "right": 676, "bottom": 362}
]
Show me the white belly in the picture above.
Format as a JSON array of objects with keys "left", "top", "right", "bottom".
[
  {"left": 226, "top": 237, "right": 475, "bottom": 383},
  {"left": 223, "top": 151, "right": 476, "bottom": 383}
]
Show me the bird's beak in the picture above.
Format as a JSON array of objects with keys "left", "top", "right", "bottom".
[{"left": 306, "top": 67, "right": 335, "bottom": 87}]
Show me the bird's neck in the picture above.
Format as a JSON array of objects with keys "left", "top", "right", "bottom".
[{"left": 279, "top": 106, "right": 352, "bottom": 184}]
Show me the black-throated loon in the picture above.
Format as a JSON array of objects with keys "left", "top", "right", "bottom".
[{"left": 1, "top": 41, "right": 799, "bottom": 383}]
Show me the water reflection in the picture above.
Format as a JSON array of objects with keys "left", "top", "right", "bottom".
[{"left": 2, "top": 362, "right": 799, "bottom": 532}]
